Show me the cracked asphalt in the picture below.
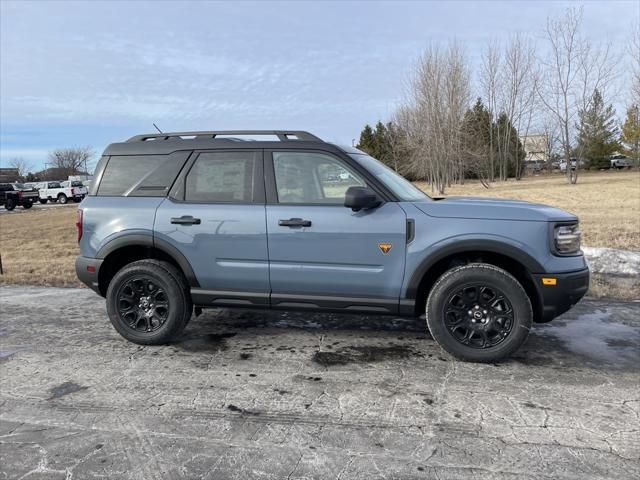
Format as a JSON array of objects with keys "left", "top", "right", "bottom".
[{"left": 0, "top": 285, "right": 639, "bottom": 479}]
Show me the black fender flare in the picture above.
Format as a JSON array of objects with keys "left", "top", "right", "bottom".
[
  {"left": 96, "top": 233, "right": 199, "bottom": 287},
  {"left": 404, "top": 238, "right": 544, "bottom": 300}
]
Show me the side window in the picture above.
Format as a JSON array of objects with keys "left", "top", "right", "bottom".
[
  {"left": 184, "top": 151, "right": 256, "bottom": 203},
  {"left": 272, "top": 151, "right": 365, "bottom": 204},
  {"left": 97, "top": 153, "right": 187, "bottom": 196}
]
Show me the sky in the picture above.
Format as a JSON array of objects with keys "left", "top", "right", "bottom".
[{"left": 1, "top": 0, "right": 637, "bottom": 171}]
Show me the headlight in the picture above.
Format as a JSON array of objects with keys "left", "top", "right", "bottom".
[{"left": 554, "top": 223, "right": 581, "bottom": 255}]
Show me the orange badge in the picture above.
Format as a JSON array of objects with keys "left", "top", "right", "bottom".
[{"left": 378, "top": 243, "right": 393, "bottom": 254}]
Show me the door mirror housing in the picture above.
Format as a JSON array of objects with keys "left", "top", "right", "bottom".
[{"left": 344, "top": 186, "right": 381, "bottom": 212}]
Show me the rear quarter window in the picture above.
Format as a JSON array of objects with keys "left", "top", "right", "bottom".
[{"left": 97, "top": 152, "right": 190, "bottom": 196}]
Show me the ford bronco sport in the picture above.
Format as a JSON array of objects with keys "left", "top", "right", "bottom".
[{"left": 76, "top": 130, "right": 589, "bottom": 362}]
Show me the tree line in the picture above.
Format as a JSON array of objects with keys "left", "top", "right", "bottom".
[
  {"left": 6, "top": 147, "right": 94, "bottom": 182},
  {"left": 357, "top": 7, "right": 639, "bottom": 192}
]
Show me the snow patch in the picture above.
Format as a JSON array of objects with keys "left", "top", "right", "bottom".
[{"left": 582, "top": 247, "right": 640, "bottom": 277}]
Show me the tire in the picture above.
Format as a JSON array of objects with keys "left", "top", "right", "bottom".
[
  {"left": 57, "top": 194, "right": 68, "bottom": 204},
  {"left": 22, "top": 200, "right": 33, "bottom": 209},
  {"left": 39, "top": 198, "right": 48, "bottom": 204},
  {"left": 426, "top": 263, "right": 532, "bottom": 363},
  {"left": 106, "top": 260, "right": 192, "bottom": 345},
  {"left": 72, "top": 197, "right": 81, "bottom": 203},
  {"left": 5, "top": 198, "right": 15, "bottom": 211}
]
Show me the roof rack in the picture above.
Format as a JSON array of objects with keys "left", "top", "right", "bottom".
[{"left": 126, "top": 130, "right": 322, "bottom": 143}]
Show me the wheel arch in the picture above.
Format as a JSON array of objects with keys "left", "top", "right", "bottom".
[
  {"left": 404, "top": 240, "right": 543, "bottom": 322},
  {"left": 96, "top": 234, "right": 199, "bottom": 296}
]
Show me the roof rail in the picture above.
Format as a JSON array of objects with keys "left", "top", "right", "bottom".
[{"left": 126, "top": 130, "right": 322, "bottom": 143}]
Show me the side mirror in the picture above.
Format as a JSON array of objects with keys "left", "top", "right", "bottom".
[{"left": 344, "top": 186, "right": 381, "bottom": 212}]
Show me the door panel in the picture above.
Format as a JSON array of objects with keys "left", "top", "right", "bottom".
[
  {"left": 266, "top": 202, "right": 407, "bottom": 310},
  {"left": 153, "top": 150, "right": 269, "bottom": 303}
]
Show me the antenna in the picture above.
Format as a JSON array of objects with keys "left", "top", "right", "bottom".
[{"left": 153, "top": 123, "right": 163, "bottom": 134}]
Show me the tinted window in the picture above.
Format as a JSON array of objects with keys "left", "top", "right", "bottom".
[
  {"left": 98, "top": 154, "right": 186, "bottom": 196},
  {"left": 349, "top": 153, "right": 428, "bottom": 201},
  {"left": 184, "top": 151, "right": 256, "bottom": 203},
  {"left": 273, "top": 151, "right": 365, "bottom": 204}
]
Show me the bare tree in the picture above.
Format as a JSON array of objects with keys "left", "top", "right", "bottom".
[
  {"left": 630, "top": 22, "right": 640, "bottom": 106},
  {"left": 48, "top": 147, "right": 94, "bottom": 178},
  {"left": 537, "top": 6, "right": 617, "bottom": 184},
  {"left": 480, "top": 36, "right": 538, "bottom": 181},
  {"left": 479, "top": 40, "right": 501, "bottom": 182},
  {"left": 8, "top": 157, "right": 33, "bottom": 179},
  {"left": 399, "top": 43, "right": 471, "bottom": 194}
]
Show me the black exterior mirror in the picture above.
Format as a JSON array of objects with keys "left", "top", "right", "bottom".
[{"left": 344, "top": 186, "right": 381, "bottom": 212}]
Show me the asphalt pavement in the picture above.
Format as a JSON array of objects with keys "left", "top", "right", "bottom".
[{"left": 0, "top": 285, "right": 638, "bottom": 479}]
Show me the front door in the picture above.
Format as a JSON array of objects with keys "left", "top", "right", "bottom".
[
  {"left": 265, "top": 150, "right": 407, "bottom": 313},
  {"left": 154, "top": 149, "right": 270, "bottom": 307}
]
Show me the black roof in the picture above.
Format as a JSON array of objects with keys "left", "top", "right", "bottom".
[{"left": 103, "top": 130, "right": 342, "bottom": 156}]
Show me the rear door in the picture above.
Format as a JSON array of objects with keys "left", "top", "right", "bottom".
[
  {"left": 154, "top": 149, "right": 270, "bottom": 307},
  {"left": 264, "top": 149, "right": 407, "bottom": 313}
]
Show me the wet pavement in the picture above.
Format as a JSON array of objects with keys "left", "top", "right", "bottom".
[{"left": 0, "top": 285, "right": 638, "bottom": 479}]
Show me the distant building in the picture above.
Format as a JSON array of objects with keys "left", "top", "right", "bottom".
[
  {"left": 520, "top": 134, "right": 548, "bottom": 163},
  {"left": 0, "top": 168, "right": 20, "bottom": 183}
]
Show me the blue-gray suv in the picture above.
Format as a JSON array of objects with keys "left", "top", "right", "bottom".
[{"left": 76, "top": 130, "right": 589, "bottom": 362}]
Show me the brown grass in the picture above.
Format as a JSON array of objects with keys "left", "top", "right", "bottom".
[
  {"left": 415, "top": 170, "right": 640, "bottom": 251},
  {"left": 1, "top": 170, "right": 638, "bottom": 301},
  {"left": 0, "top": 205, "right": 81, "bottom": 287}
]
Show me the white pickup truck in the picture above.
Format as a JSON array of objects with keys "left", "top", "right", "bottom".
[{"left": 37, "top": 181, "right": 88, "bottom": 204}]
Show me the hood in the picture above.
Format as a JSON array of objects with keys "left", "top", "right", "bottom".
[{"left": 414, "top": 196, "right": 578, "bottom": 222}]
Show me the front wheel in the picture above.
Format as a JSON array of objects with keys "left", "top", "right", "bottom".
[
  {"left": 106, "top": 260, "right": 192, "bottom": 345},
  {"left": 39, "top": 198, "right": 48, "bottom": 204},
  {"left": 426, "top": 263, "right": 532, "bottom": 363},
  {"left": 22, "top": 200, "right": 33, "bottom": 209}
]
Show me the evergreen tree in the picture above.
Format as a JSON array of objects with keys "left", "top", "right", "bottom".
[
  {"left": 621, "top": 104, "right": 640, "bottom": 167},
  {"left": 461, "top": 98, "right": 493, "bottom": 182},
  {"left": 494, "top": 113, "right": 526, "bottom": 178},
  {"left": 373, "top": 121, "right": 390, "bottom": 163},
  {"left": 357, "top": 124, "right": 376, "bottom": 155},
  {"left": 576, "top": 89, "right": 619, "bottom": 169}
]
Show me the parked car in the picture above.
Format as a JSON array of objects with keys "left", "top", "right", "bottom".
[
  {"left": 559, "top": 158, "right": 584, "bottom": 172},
  {"left": 76, "top": 130, "right": 589, "bottom": 363},
  {"left": 61, "top": 180, "right": 89, "bottom": 199},
  {"left": 525, "top": 161, "right": 544, "bottom": 173},
  {"left": 0, "top": 183, "right": 38, "bottom": 210},
  {"left": 609, "top": 155, "right": 633, "bottom": 169},
  {"left": 38, "top": 181, "right": 86, "bottom": 204}
]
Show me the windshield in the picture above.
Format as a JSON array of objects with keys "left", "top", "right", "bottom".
[
  {"left": 13, "top": 183, "right": 26, "bottom": 189},
  {"left": 349, "top": 154, "right": 429, "bottom": 201}
]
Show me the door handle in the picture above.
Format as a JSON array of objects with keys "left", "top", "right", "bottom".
[
  {"left": 171, "top": 215, "right": 201, "bottom": 225},
  {"left": 278, "top": 218, "right": 312, "bottom": 227}
]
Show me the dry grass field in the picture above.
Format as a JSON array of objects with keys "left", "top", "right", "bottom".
[
  {"left": 0, "top": 206, "right": 81, "bottom": 287},
  {"left": 416, "top": 169, "right": 640, "bottom": 251},
  {"left": 0, "top": 171, "right": 638, "bottom": 296}
]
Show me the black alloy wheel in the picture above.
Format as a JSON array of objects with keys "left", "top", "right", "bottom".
[
  {"left": 443, "top": 284, "right": 514, "bottom": 349},
  {"left": 116, "top": 276, "right": 170, "bottom": 333},
  {"left": 426, "top": 263, "right": 532, "bottom": 362},
  {"left": 106, "top": 259, "right": 192, "bottom": 345}
]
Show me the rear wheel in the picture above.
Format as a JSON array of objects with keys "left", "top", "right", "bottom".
[
  {"left": 426, "top": 263, "right": 532, "bottom": 362},
  {"left": 106, "top": 260, "right": 192, "bottom": 345},
  {"left": 5, "top": 198, "right": 15, "bottom": 210},
  {"left": 39, "top": 198, "right": 48, "bottom": 204},
  {"left": 57, "top": 193, "right": 68, "bottom": 204}
]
